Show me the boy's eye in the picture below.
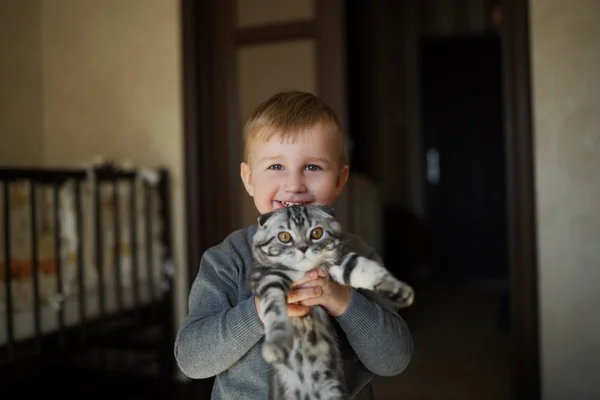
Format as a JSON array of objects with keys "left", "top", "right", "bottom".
[
  {"left": 305, "top": 164, "right": 322, "bottom": 171},
  {"left": 269, "top": 164, "right": 284, "bottom": 170}
]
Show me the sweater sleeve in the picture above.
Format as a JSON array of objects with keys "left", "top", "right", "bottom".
[
  {"left": 174, "top": 246, "right": 264, "bottom": 379},
  {"left": 334, "top": 248, "right": 413, "bottom": 377}
]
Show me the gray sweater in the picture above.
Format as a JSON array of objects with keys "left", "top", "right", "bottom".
[{"left": 174, "top": 226, "right": 413, "bottom": 399}]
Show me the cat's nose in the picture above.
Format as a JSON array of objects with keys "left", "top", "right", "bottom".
[{"left": 298, "top": 245, "right": 308, "bottom": 253}]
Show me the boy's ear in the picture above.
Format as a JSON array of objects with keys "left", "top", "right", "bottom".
[
  {"left": 335, "top": 165, "right": 350, "bottom": 195},
  {"left": 240, "top": 162, "right": 254, "bottom": 196}
]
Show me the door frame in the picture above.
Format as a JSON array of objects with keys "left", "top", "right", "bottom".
[
  {"left": 180, "top": 1, "right": 539, "bottom": 399},
  {"left": 180, "top": 0, "right": 235, "bottom": 290},
  {"left": 500, "top": 0, "right": 540, "bottom": 398}
]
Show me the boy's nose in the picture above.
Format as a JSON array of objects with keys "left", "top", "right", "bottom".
[{"left": 284, "top": 174, "right": 306, "bottom": 193}]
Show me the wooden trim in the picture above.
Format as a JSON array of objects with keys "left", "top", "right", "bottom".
[
  {"left": 180, "top": 1, "right": 234, "bottom": 393},
  {"left": 214, "top": 0, "right": 241, "bottom": 232},
  {"left": 210, "top": 0, "right": 236, "bottom": 242},
  {"left": 501, "top": 1, "right": 540, "bottom": 399},
  {"left": 181, "top": 0, "right": 235, "bottom": 287},
  {"left": 316, "top": 0, "right": 351, "bottom": 230},
  {"left": 236, "top": 20, "right": 317, "bottom": 46},
  {"left": 316, "top": 0, "right": 347, "bottom": 135},
  {"left": 180, "top": 0, "right": 204, "bottom": 287}
]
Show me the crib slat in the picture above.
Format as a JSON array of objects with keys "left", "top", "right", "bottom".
[
  {"left": 94, "top": 180, "right": 105, "bottom": 318},
  {"left": 3, "top": 182, "right": 15, "bottom": 362},
  {"left": 29, "top": 182, "right": 42, "bottom": 352},
  {"left": 157, "top": 169, "right": 175, "bottom": 378},
  {"left": 75, "top": 180, "right": 86, "bottom": 340},
  {"left": 130, "top": 180, "right": 140, "bottom": 307},
  {"left": 112, "top": 180, "right": 123, "bottom": 312},
  {"left": 53, "top": 184, "right": 65, "bottom": 347},
  {"left": 144, "top": 183, "right": 154, "bottom": 301}
]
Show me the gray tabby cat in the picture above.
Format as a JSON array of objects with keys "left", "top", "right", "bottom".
[{"left": 249, "top": 205, "right": 414, "bottom": 400}]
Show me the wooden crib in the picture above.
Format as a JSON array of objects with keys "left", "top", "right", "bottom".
[{"left": 0, "top": 162, "right": 175, "bottom": 393}]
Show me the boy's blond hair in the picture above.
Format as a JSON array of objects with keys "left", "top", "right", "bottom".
[{"left": 243, "top": 90, "right": 349, "bottom": 166}]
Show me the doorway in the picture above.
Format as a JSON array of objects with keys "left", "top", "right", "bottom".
[
  {"left": 344, "top": 1, "right": 537, "bottom": 399},
  {"left": 420, "top": 34, "right": 508, "bottom": 283},
  {"left": 388, "top": 32, "right": 512, "bottom": 399}
]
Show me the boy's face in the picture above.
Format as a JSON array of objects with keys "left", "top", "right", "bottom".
[{"left": 240, "top": 124, "right": 349, "bottom": 216}]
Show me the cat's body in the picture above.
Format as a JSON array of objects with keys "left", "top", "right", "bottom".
[{"left": 249, "top": 205, "right": 414, "bottom": 400}]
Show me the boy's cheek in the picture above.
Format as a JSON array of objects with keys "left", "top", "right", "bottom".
[
  {"left": 256, "top": 173, "right": 281, "bottom": 186},
  {"left": 310, "top": 175, "right": 338, "bottom": 192},
  {"left": 316, "top": 190, "right": 339, "bottom": 205}
]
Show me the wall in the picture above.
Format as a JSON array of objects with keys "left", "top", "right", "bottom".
[
  {"left": 235, "top": 0, "right": 318, "bottom": 228},
  {"left": 236, "top": 40, "right": 317, "bottom": 228},
  {"left": 0, "top": 0, "right": 187, "bottom": 328},
  {"left": 0, "top": 0, "right": 43, "bottom": 166},
  {"left": 530, "top": 0, "right": 600, "bottom": 398}
]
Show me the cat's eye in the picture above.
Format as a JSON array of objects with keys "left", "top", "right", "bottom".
[
  {"left": 278, "top": 231, "right": 292, "bottom": 243},
  {"left": 310, "top": 227, "right": 323, "bottom": 240}
]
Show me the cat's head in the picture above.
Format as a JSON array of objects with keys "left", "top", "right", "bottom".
[{"left": 252, "top": 205, "right": 343, "bottom": 271}]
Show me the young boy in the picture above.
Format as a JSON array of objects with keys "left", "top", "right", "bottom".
[{"left": 174, "top": 91, "right": 413, "bottom": 399}]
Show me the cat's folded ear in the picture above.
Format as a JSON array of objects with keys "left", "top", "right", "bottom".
[
  {"left": 257, "top": 210, "right": 277, "bottom": 227},
  {"left": 313, "top": 205, "right": 336, "bottom": 219}
]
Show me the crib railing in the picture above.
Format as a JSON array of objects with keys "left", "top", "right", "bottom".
[{"left": 0, "top": 163, "right": 174, "bottom": 378}]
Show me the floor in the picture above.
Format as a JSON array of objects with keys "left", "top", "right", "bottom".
[
  {"left": 2, "top": 280, "right": 511, "bottom": 400},
  {"left": 371, "top": 280, "right": 511, "bottom": 400}
]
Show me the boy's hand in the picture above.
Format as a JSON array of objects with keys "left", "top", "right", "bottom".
[
  {"left": 296, "top": 268, "right": 351, "bottom": 317},
  {"left": 254, "top": 270, "right": 323, "bottom": 324}
]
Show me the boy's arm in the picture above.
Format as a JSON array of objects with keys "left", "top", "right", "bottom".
[
  {"left": 174, "top": 248, "right": 264, "bottom": 379},
  {"left": 334, "top": 250, "right": 413, "bottom": 377}
]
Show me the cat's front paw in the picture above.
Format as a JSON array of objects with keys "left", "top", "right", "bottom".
[
  {"left": 262, "top": 335, "right": 293, "bottom": 364},
  {"left": 375, "top": 276, "right": 415, "bottom": 308}
]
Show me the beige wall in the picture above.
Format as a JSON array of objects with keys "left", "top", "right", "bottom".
[
  {"left": 0, "top": 0, "right": 187, "bottom": 327},
  {"left": 0, "top": 0, "right": 43, "bottom": 166},
  {"left": 530, "top": 1, "right": 600, "bottom": 398},
  {"left": 236, "top": 40, "right": 317, "bottom": 228},
  {"left": 235, "top": 0, "right": 319, "bottom": 228}
]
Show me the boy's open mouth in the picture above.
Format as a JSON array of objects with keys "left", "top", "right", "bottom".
[{"left": 277, "top": 200, "right": 311, "bottom": 207}]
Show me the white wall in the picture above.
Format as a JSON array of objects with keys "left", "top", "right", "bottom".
[{"left": 530, "top": 1, "right": 600, "bottom": 398}]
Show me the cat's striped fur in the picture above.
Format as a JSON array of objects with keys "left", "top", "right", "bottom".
[{"left": 249, "top": 205, "right": 414, "bottom": 400}]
